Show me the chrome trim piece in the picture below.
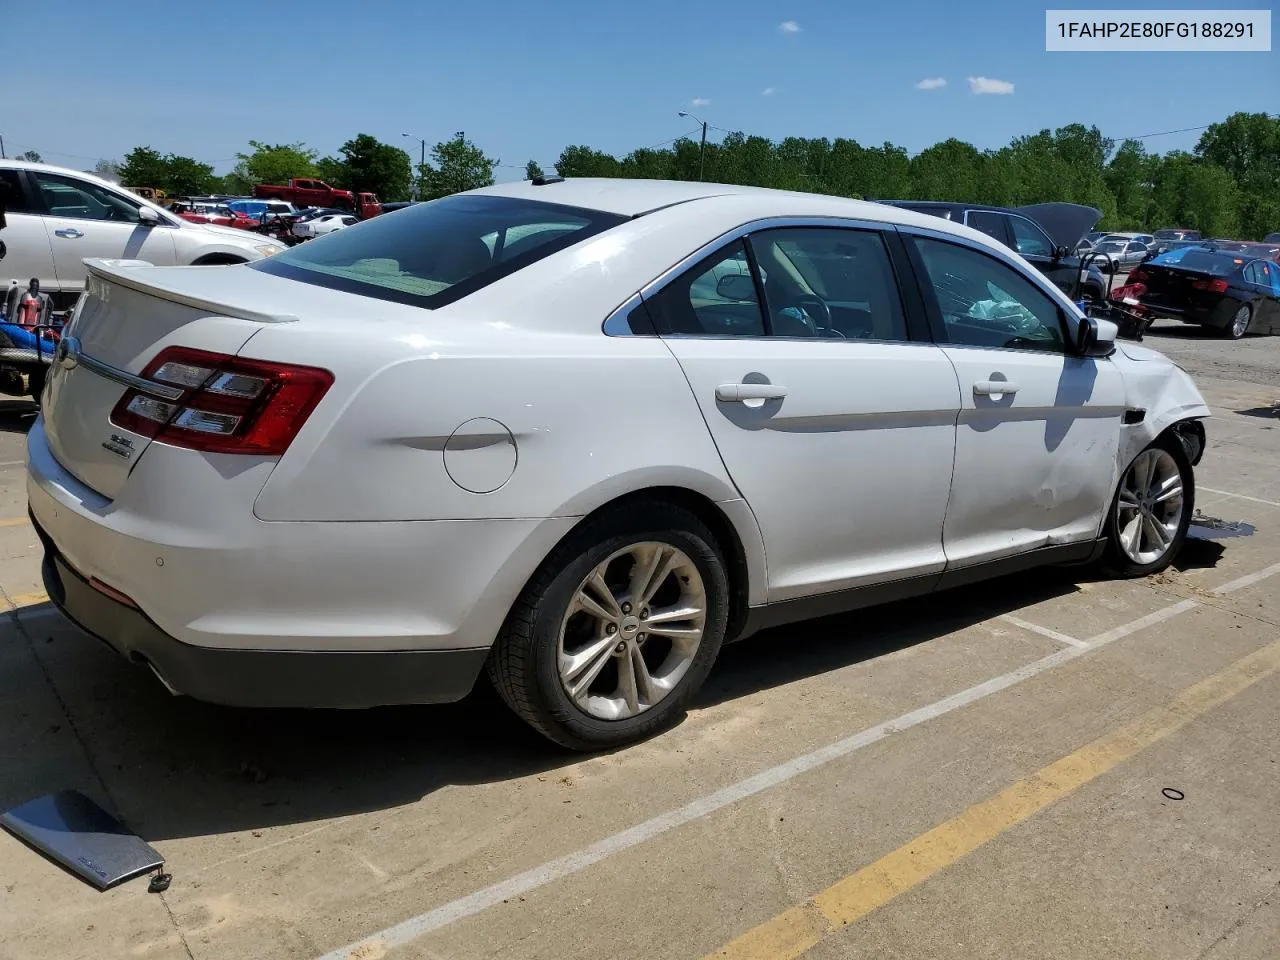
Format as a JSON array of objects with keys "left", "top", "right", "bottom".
[
  {"left": 66, "top": 342, "right": 185, "bottom": 401},
  {"left": 602, "top": 293, "right": 645, "bottom": 336}
]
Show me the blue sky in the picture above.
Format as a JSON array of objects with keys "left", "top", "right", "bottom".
[{"left": 5, "top": 0, "right": 1276, "bottom": 179}]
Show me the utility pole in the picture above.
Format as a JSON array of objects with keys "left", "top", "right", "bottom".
[
  {"left": 697, "top": 120, "right": 707, "bottom": 181},
  {"left": 0, "top": 135, "right": 6, "bottom": 160},
  {"left": 678, "top": 112, "right": 709, "bottom": 181},
  {"left": 402, "top": 133, "right": 427, "bottom": 200}
]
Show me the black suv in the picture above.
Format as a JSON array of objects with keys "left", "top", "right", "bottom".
[{"left": 876, "top": 201, "right": 1107, "bottom": 301}]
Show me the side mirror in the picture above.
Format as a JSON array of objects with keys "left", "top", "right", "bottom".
[
  {"left": 1054, "top": 245, "right": 1070, "bottom": 261},
  {"left": 716, "top": 273, "right": 756, "bottom": 301},
  {"left": 0, "top": 240, "right": 6, "bottom": 262},
  {"left": 1075, "top": 315, "right": 1117, "bottom": 357},
  {"left": 138, "top": 206, "right": 161, "bottom": 226}
]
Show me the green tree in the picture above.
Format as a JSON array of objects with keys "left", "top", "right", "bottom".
[
  {"left": 233, "top": 141, "right": 319, "bottom": 190},
  {"left": 418, "top": 132, "right": 496, "bottom": 200},
  {"left": 339, "top": 134, "right": 413, "bottom": 201},
  {"left": 17, "top": 150, "right": 41, "bottom": 163},
  {"left": 314, "top": 156, "right": 350, "bottom": 189},
  {"left": 119, "top": 147, "right": 169, "bottom": 188},
  {"left": 163, "top": 155, "right": 218, "bottom": 196},
  {"left": 554, "top": 145, "right": 621, "bottom": 178},
  {"left": 525, "top": 160, "right": 545, "bottom": 180}
]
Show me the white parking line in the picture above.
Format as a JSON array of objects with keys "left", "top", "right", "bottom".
[
  {"left": 1215, "top": 561, "right": 1280, "bottom": 595},
  {"left": 313, "top": 559, "right": 1280, "bottom": 960},
  {"left": 999, "top": 614, "right": 1088, "bottom": 648},
  {"left": 1200, "top": 486, "right": 1280, "bottom": 509}
]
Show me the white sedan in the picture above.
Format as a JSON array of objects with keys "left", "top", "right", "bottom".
[
  {"left": 27, "top": 179, "right": 1209, "bottom": 750},
  {"left": 292, "top": 212, "right": 359, "bottom": 239},
  {"left": 0, "top": 160, "right": 286, "bottom": 309}
]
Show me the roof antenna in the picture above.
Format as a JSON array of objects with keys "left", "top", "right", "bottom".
[{"left": 531, "top": 175, "right": 565, "bottom": 186}]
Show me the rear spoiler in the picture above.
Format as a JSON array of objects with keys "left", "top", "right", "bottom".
[{"left": 83, "top": 259, "right": 299, "bottom": 324}]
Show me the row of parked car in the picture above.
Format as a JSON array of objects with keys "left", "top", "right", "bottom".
[
  {"left": 166, "top": 197, "right": 368, "bottom": 245},
  {"left": 874, "top": 200, "right": 1279, "bottom": 339}
]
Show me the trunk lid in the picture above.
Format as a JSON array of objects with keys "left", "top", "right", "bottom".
[
  {"left": 1137, "top": 264, "right": 1219, "bottom": 313},
  {"left": 41, "top": 259, "right": 300, "bottom": 499}
]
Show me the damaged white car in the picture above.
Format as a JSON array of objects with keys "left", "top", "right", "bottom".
[{"left": 27, "top": 179, "right": 1209, "bottom": 750}]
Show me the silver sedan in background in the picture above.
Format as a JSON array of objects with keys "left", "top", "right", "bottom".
[{"left": 1087, "top": 238, "right": 1149, "bottom": 273}]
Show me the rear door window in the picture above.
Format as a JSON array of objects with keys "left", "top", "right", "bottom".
[
  {"left": 251, "top": 195, "right": 625, "bottom": 309},
  {"left": 964, "top": 211, "right": 1011, "bottom": 246}
]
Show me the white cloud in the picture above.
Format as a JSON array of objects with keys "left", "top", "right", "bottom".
[
  {"left": 691, "top": 97, "right": 711, "bottom": 106},
  {"left": 916, "top": 77, "right": 947, "bottom": 91},
  {"left": 968, "top": 76, "right": 1014, "bottom": 95},
  {"left": 762, "top": 87, "right": 776, "bottom": 96},
  {"left": 778, "top": 20, "right": 801, "bottom": 33}
]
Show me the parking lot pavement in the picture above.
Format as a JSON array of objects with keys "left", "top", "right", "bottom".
[{"left": 1, "top": 326, "right": 1277, "bottom": 960}]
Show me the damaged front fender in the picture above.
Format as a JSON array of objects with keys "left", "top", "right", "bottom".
[{"left": 1112, "top": 342, "right": 1210, "bottom": 469}]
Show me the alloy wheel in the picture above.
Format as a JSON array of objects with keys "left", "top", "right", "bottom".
[
  {"left": 1231, "top": 306, "right": 1250, "bottom": 339},
  {"left": 557, "top": 542, "right": 707, "bottom": 721},
  {"left": 1115, "top": 448, "right": 1185, "bottom": 565}
]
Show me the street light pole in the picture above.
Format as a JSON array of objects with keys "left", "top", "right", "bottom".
[
  {"left": 677, "top": 112, "right": 708, "bottom": 181},
  {"left": 402, "top": 133, "right": 426, "bottom": 200}
]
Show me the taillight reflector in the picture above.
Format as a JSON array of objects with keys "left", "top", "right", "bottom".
[
  {"left": 1191, "top": 277, "right": 1229, "bottom": 293},
  {"left": 110, "top": 347, "right": 333, "bottom": 455},
  {"left": 90, "top": 577, "right": 139, "bottom": 609}
]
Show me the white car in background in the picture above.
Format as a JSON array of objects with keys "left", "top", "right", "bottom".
[
  {"left": 0, "top": 160, "right": 285, "bottom": 308},
  {"left": 292, "top": 212, "right": 359, "bottom": 240},
  {"left": 28, "top": 179, "right": 1209, "bottom": 750}
]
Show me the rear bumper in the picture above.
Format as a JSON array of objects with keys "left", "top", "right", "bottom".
[{"left": 37, "top": 518, "right": 489, "bottom": 708}]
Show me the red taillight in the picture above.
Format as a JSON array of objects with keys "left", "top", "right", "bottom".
[
  {"left": 110, "top": 346, "right": 333, "bottom": 455},
  {"left": 1191, "top": 277, "right": 1229, "bottom": 293},
  {"left": 1127, "top": 267, "right": 1149, "bottom": 284}
]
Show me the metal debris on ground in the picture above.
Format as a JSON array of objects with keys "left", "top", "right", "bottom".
[
  {"left": 0, "top": 790, "right": 164, "bottom": 890},
  {"left": 1189, "top": 512, "right": 1256, "bottom": 539}
]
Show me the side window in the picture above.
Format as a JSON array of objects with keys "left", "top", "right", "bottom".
[
  {"left": 31, "top": 171, "right": 141, "bottom": 223},
  {"left": 750, "top": 227, "right": 909, "bottom": 341},
  {"left": 965, "top": 211, "right": 1010, "bottom": 246},
  {"left": 1126, "top": 242, "right": 1145, "bottom": 253},
  {"left": 1242, "top": 262, "right": 1259, "bottom": 284},
  {"left": 643, "top": 240, "right": 766, "bottom": 337},
  {"left": 0, "top": 170, "right": 36, "bottom": 214},
  {"left": 1010, "top": 216, "right": 1053, "bottom": 257},
  {"left": 912, "top": 237, "right": 1069, "bottom": 353}
]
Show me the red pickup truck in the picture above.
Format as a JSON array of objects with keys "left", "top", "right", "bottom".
[{"left": 253, "top": 179, "right": 383, "bottom": 218}]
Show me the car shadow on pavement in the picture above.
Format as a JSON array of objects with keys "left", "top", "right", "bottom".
[
  {"left": 0, "top": 569, "right": 1086, "bottom": 845},
  {"left": 699, "top": 568, "right": 1083, "bottom": 710}
]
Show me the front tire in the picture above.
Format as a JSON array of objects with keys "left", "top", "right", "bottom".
[
  {"left": 1103, "top": 437, "right": 1194, "bottom": 577},
  {"left": 488, "top": 502, "right": 730, "bottom": 751}
]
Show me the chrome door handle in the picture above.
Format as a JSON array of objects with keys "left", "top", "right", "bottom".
[
  {"left": 54, "top": 228, "right": 84, "bottom": 239},
  {"left": 715, "top": 383, "right": 788, "bottom": 402},
  {"left": 973, "top": 380, "right": 1019, "bottom": 396}
]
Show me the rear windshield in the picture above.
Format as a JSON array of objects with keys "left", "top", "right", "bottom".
[
  {"left": 251, "top": 194, "right": 626, "bottom": 309},
  {"left": 1149, "top": 248, "right": 1243, "bottom": 276}
]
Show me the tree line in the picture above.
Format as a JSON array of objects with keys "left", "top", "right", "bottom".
[
  {"left": 90, "top": 111, "right": 1276, "bottom": 239},
  {"left": 113, "top": 132, "right": 498, "bottom": 206}
]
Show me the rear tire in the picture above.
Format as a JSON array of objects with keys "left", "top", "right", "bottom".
[
  {"left": 1102, "top": 436, "right": 1194, "bottom": 578},
  {"left": 488, "top": 502, "right": 730, "bottom": 751},
  {"left": 27, "top": 368, "right": 46, "bottom": 405},
  {"left": 1224, "top": 304, "right": 1251, "bottom": 340}
]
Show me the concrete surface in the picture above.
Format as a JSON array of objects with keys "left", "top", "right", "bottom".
[{"left": 0, "top": 321, "right": 1277, "bottom": 960}]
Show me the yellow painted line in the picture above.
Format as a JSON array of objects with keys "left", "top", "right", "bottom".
[
  {"left": 5, "top": 590, "right": 49, "bottom": 611},
  {"left": 0, "top": 515, "right": 31, "bottom": 527},
  {"left": 707, "top": 637, "right": 1280, "bottom": 960}
]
